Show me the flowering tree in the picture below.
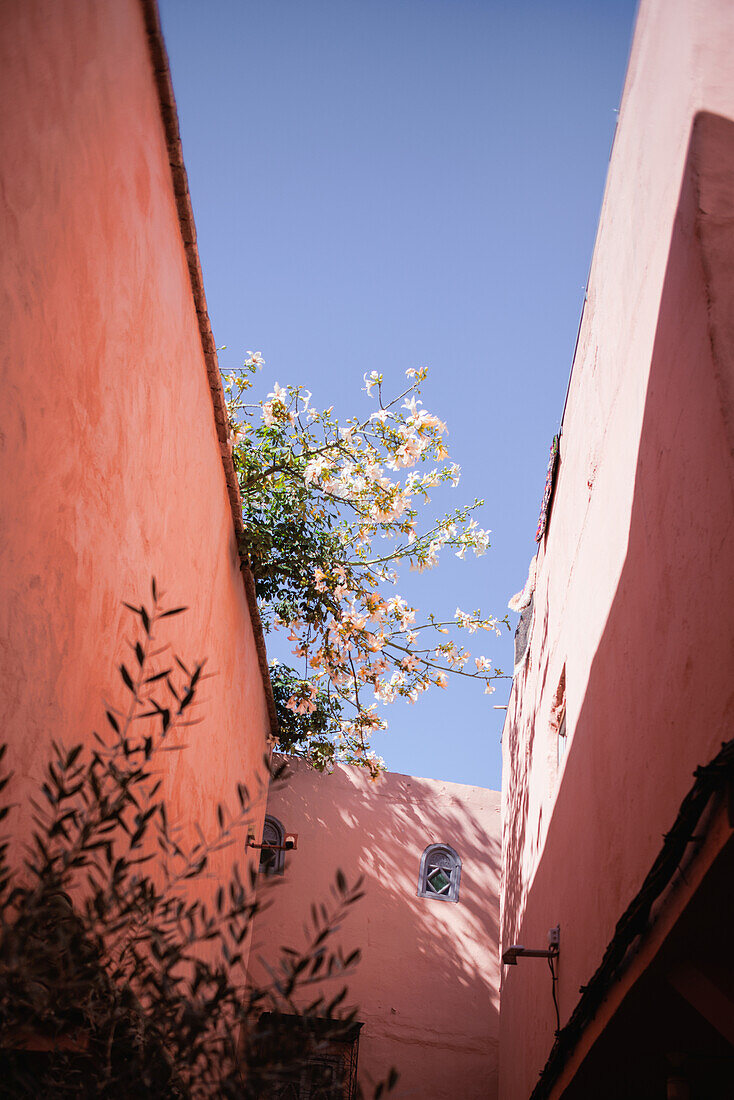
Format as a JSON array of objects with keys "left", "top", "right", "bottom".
[{"left": 224, "top": 356, "right": 507, "bottom": 776}]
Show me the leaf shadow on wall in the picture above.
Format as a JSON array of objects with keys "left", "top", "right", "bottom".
[{"left": 248, "top": 757, "right": 501, "bottom": 1098}]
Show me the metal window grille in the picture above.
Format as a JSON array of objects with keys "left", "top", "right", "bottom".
[{"left": 417, "top": 843, "right": 461, "bottom": 903}]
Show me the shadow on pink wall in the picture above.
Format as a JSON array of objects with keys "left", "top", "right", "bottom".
[
  {"left": 250, "top": 762, "right": 500, "bottom": 1099},
  {"left": 501, "top": 112, "right": 734, "bottom": 1099}
]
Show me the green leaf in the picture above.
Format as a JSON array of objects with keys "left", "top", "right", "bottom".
[{"left": 119, "top": 664, "right": 135, "bottom": 693}]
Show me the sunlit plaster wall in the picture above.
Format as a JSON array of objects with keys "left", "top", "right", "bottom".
[
  {"left": 0, "top": 0, "right": 271, "bottom": 940},
  {"left": 499, "top": 0, "right": 734, "bottom": 1096},
  {"left": 249, "top": 759, "right": 500, "bottom": 1099}
]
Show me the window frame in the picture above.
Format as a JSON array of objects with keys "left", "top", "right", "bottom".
[{"left": 417, "top": 843, "right": 462, "bottom": 903}]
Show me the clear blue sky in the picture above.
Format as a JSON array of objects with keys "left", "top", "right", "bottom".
[{"left": 159, "top": 0, "right": 637, "bottom": 790}]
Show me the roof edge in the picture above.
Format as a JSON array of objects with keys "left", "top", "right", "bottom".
[
  {"left": 138, "top": 0, "right": 278, "bottom": 738},
  {"left": 530, "top": 734, "right": 734, "bottom": 1100}
]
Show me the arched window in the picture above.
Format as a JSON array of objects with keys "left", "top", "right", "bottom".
[
  {"left": 259, "top": 814, "right": 285, "bottom": 875},
  {"left": 417, "top": 843, "right": 461, "bottom": 903}
]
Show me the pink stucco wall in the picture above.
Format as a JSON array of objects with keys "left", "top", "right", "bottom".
[
  {"left": 0, "top": 0, "right": 271, "bottom": 941},
  {"left": 500, "top": 1, "right": 734, "bottom": 1097},
  {"left": 248, "top": 759, "right": 501, "bottom": 1099}
]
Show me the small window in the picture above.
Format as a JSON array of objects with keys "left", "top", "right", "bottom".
[
  {"left": 417, "top": 844, "right": 461, "bottom": 903},
  {"left": 259, "top": 815, "right": 285, "bottom": 875}
]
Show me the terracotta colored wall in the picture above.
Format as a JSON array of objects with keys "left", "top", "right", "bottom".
[
  {"left": 0, "top": 0, "right": 271, "bottom": 937},
  {"left": 248, "top": 760, "right": 500, "bottom": 1099},
  {"left": 500, "top": 1, "right": 734, "bottom": 1096}
]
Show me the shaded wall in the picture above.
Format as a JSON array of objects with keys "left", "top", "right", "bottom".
[
  {"left": 500, "top": 1, "right": 734, "bottom": 1096},
  {"left": 249, "top": 760, "right": 500, "bottom": 1099},
  {"left": 0, "top": 0, "right": 271, "bottom": 935}
]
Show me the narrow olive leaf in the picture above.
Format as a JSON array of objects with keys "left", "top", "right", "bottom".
[
  {"left": 335, "top": 868, "right": 346, "bottom": 894},
  {"left": 161, "top": 607, "right": 188, "bottom": 618},
  {"left": 145, "top": 669, "right": 171, "bottom": 684},
  {"left": 65, "top": 745, "right": 82, "bottom": 767},
  {"left": 179, "top": 688, "right": 195, "bottom": 713},
  {"left": 326, "top": 986, "right": 347, "bottom": 1016},
  {"left": 106, "top": 711, "right": 120, "bottom": 733},
  {"left": 119, "top": 664, "right": 135, "bottom": 693}
]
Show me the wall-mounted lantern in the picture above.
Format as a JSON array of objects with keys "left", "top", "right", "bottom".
[
  {"left": 502, "top": 925, "right": 560, "bottom": 965},
  {"left": 248, "top": 832, "right": 298, "bottom": 853},
  {"left": 503, "top": 926, "right": 561, "bottom": 1033}
]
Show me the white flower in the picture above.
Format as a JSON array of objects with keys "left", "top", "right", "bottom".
[
  {"left": 455, "top": 607, "right": 479, "bottom": 632},
  {"left": 262, "top": 382, "right": 294, "bottom": 426},
  {"left": 304, "top": 456, "right": 329, "bottom": 485},
  {"left": 312, "top": 567, "right": 328, "bottom": 593},
  {"left": 414, "top": 409, "right": 446, "bottom": 433},
  {"left": 387, "top": 434, "right": 425, "bottom": 471},
  {"left": 363, "top": 370, "right": 381, "bottom": 396}
]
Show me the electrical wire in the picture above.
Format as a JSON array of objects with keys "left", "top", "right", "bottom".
[{"left": 547, "top": 953, "right": 560, "bottom": 1035}]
